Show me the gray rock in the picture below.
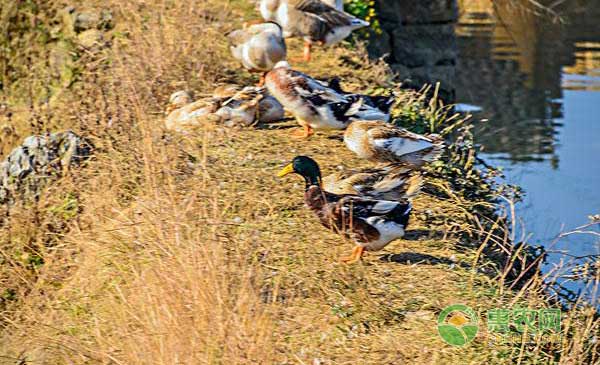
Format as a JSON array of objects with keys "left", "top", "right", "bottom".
[
  {"left": 77, "top": 29, "right": 105, "bottom": 48},
  {"left": 74, "top": 12, "right": 100, "bottom": 32},
  {"left": 0, "top": 131, "right": 92, "bottom": 205},
  {"left": 62, "top": 7, "right": 114, "bottom": 34}
]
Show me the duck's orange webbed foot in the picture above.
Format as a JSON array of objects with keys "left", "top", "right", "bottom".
[
  {"left": 290, "top": 124, "right": 314, "bottom": 139},
  {"left": 303, "top": 41, "right": 312, "bottom": 62},
  {"left": 290, "top": 42, "right": 313, "bottom": 63},
  {"left": 340, "top": 246, "right": 365, "bottom": 264}
]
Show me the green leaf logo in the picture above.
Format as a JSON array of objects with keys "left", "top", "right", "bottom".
[{"left": 437, "top": 304, "right": 479, "bottom": 346}]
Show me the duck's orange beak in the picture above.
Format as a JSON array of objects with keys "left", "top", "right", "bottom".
[{"left": 277, "top": 163, "right": 294, "bottom": 177}]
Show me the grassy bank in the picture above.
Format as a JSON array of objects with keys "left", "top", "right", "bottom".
[{"left": 0, "top": 0, "right": 597, "bottom": 364}]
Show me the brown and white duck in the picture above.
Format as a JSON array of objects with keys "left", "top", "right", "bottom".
[
  {"left": 344, "top": 120, "right": 445, "bottom": 167},
  {"left": 260, "top": 0, "right": 369, "bottom": 61},
  {"left": 278, "top": 156, "right": 411, "bottom": 263},
  {"left": 265, "top": 61, "right": 390, "bottom": 138}
]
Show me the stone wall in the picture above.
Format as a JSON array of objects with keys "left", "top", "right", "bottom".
[{"left": 368, "top": 0, "right": 458, "bottom": 101}]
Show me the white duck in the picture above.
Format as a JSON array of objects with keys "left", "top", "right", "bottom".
[{"left": 227, "top": 22, "right": 287, "bottom": 84}]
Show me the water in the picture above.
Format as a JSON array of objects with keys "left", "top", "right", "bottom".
[{"left": 455, "top": 0, "right": 600, "bottom": 302}]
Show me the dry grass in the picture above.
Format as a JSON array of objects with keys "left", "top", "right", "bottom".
[{"left": 0, "top": 0, "right": 598, "bottom": 364}]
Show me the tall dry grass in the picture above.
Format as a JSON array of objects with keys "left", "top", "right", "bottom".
[{"left": 2, "top": 1, "right": 277, "bottom": 363}]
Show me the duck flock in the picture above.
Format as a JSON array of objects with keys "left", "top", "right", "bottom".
[{"left": 165, "top": 0, "right": 445, "bottom": 263}]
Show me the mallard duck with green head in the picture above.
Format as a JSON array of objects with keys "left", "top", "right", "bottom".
[{"left": 278, "top": 156, "right": 411, "bottom": 263}]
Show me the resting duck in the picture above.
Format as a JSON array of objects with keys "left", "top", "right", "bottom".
[
  {"left": 322, "top": 163, "right": 423, "bottom": 201},
  {"left": 212, "top": 84, "right": 242, "bottom": 99},
  {"left": 278, "top": 156, "right": 411, "bottom": 263},
  {"left": 165, "top": 91, "right": 221, "bottom": 132},
  {"left": 165, "top": 87, "right": 284, "bottom": 131},
  {"left": 265, "top": 61, "right": 390, "bottom": 138},
  {"left": 214, "top": 91, "right": 262, "bottom": 127},
  {"left": 216, "top": 86, "right": 285, "bottom": 126},
  {"left": 227, "top": 22, "right": 287, "bottom": 84},
  {"left": 344, "top": 120, "right": 445, "bottom": 167},
  {"left": 260, "top": 0, "right": 369, "bottom": 61},
  {"left": 213, "top": 85, "right": 285, "bottom": 123}
]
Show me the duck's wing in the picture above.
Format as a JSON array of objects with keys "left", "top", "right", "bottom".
[
  {"left": 373, "top": 165, "right": 423, "bottom": 200},
  {"left": 182, "top": 98, "right": 220, "bottom": 114},
  {"left": 361, "top": 93, "right": 396, "bottom": 114},
  {"left": 315, "top": 77, "right": 344, "bottom": 93},
  {"left": 367, "top": 125, "right": 439, "bottom": 159},
  {"left": 324, "top": 165, "right": 422, "bottom": 201},
  {"left": 222, "top": 87, "right": 263, "bottom": 107},
  {"left": 286, "top": 69, "right": 346, "bottom": 104},
  {"left": 293, "top": 0, "right": 357, "bottom": 27},
  {"left": 337, "top": 195, "right": 412, "bottom": 224}
]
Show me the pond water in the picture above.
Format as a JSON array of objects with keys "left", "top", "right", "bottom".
[{"left": 455, "top": 0, "right": 599, "bottom": 302}]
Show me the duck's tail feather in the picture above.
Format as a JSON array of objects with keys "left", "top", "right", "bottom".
[
  {"left": 398, "top": 134, "right": 445, "bottom": 167},
  {"left": 367, "top": 94, "right": 396, "bottom": 114},
  {"left": 351, "top": 18, "right": 370, "bottom": 28},
  {"left": 388, "top": 201, "right": 411, "bottom": 226}
]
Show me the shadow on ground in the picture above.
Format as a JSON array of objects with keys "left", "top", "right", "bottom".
[{"left": 379, "top": 251, "right": 470, "bottom": 269}]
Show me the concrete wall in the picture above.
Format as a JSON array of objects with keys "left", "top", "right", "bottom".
[{"left": 368, "top": 0, "right": 458, "bottom": 101}]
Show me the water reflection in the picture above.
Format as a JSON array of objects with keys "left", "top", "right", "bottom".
[
  {"left": 455, "top": 0, "right": 600, "bottom": 303},
  {"left": 455, "top": 0, "right": 600, "bottom": 163}
]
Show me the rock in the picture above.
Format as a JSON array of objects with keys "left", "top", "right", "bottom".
[
  {"left": 49, "top": 40, "right": 77, "bottom": 88},
  {"left": 60, "top": 7, "right": 114, "bottom": 35},
  {"left": 74, "top": 10, "right": 113, "bottom": 32},
  {"left": 75, "top": 11, "right": 100, "bottom": 32},
  {"left": 77, "top": 29, "right": 105, "bottom": 48},
  {"left": 0, "top": 131, "right": 92, "bottom": 205}
]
